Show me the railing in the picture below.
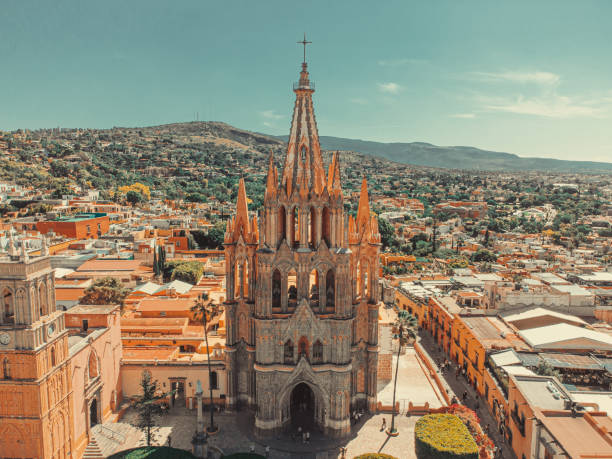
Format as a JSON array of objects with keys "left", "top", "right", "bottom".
[
  {"left": 96, "top": 424, "right": 126, "bottom": 444},
  {"left": 293, "top": 81, "right": 315, "bottom": 90}
]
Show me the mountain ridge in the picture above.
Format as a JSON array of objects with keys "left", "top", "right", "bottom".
[{"left": 273, "top": 134, "right": 612, "bottom": 173}]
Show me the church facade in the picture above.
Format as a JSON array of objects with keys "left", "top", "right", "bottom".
[{"left": 223, "top": 59, "right": 382, "bottom": 437}]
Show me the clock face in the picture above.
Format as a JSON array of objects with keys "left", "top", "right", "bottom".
[{"left": 0, "top": 333, "right": 10, "bottom": 345}]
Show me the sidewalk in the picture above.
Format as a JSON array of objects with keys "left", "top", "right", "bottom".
[{"left": 418, "top": 332, "right": 515, "bottom": 459}]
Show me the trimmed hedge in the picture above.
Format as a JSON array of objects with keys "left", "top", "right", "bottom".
[
  {"left": 353, "top": 454, "right": 398, "bottom": 459},
  {"left": 415, "top": 414, "right": 479, "bottom": 459}
]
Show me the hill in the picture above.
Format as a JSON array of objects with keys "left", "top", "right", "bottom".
[{"left": 275, "top": 135, "right": 612, "bottom": 173}]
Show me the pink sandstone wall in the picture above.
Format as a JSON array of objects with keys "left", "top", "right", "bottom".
[{"left": 68, "top": 310, "right": 122, "bottom": 458}]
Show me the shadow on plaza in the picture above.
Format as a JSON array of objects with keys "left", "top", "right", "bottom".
[{"left": 230, "top": 409, "right": 378, "bottom": 458}]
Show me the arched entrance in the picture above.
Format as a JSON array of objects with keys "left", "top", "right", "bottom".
[
  {"left": 290, "top": 383, "right": 315, "bottom": 431},
  {"left": 89, "top": 399, "right": 98, "bottom": 427}
]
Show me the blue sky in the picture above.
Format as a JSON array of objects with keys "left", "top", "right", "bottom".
[{"left": 2, "top": 0, "right": 612, "bottom": 161}]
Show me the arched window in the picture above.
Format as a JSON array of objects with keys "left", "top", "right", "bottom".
[
  {"left": 50, "top": 347, "right": 56, "bottom": 367},
  {"left": 298, "top": 336, "right": 309, "bottom": 360},
  {"left": 287, "top": 269, "right": 297, "bottom": 309},
  {"left": 309, "top": 269, "right": 319, "bottom": 308},
  {"left": 363, "top": 261, "right": 369, "bottom": 300},
  {"left": 2, "top": 357, "right": 10, "bottom": 379},
  {"left": 210, "top": 371, "right": 218, "bottom": 390},
  {"left": 355, "top": 261, "right": 361, "bottom": 299},
  {"left": 322, "top": 207, "right": 330, "bottom": 246},
  {"left": 243, "top": 258, "right": 249, "bottom": 298},
  {"left": 326, "top": 269, "right": 335, "bottom": 309},
  {"left": 313, "top": 340, "right": 323, "bottom": 364},
  {"left": 292, "top": 207, "right": 299, "bottom": 247},
  {"left": 272, "top": 269, "right": 281, "bottom": 310},
  {"left": 2, "top": 288, "right": 14, "bottom": 324},
  {"left": 309, "top": 207, "right": 316, "bottom": 248},
  {"left": 39, "top": 283, "right": 48, "bottom": 317},
  {"left": 284, "top": 340, "right": 294, "bottom": 364},
  {"left": 278, "top": 206, "right": 286, "bottom": 243},
  {"left": 88, "top": 352, "right": 99, "bottom": 380}
]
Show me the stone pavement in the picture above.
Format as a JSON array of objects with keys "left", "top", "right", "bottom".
[
  {"left": 377, "top": 347, "right": 445, "bottom": 410},
  {"left": 100, "top": 345, "right": 445, "bottom": 458},
  {"left": 418, "top": 332, "right": 516, "bottom": 459}
]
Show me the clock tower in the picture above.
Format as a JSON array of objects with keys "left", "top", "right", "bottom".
[{"left": 0, "top": 236, "right": 73, "bottom": 458}]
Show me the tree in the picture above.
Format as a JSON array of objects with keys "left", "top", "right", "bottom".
[
  {"left": 126, "top": 190, "right": 144, "bottom": 205},
  {"left": 471, "top": 249, "right": 497, "bottom": 263},
  {"left": 191, "top": 294, "right": 220, "bottom": 433},
  {"left": 80, "top": 277, "right": 128, "bottom": 306},
  {"left": 133, "top": 371, "right": 167, "bottom": 446},
  {"left": 388, "top": 310, "right": 418, "bottom": 435},
  {"left": 377, "top": 217, "right": 397, "bottom": 251},
  {"left": 191, "top": 222, "right": 225, "bottom": 250}
]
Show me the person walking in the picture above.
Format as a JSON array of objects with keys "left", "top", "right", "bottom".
[
  {"left": 381, "top": 417, "right": 387, "bottom": 431},
  {"left": 265, "top": 445, "right": 270, "bottom": 458}
]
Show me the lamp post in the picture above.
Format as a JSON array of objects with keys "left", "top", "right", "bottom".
[{"left": 387, "top": 309, "right": 418, "bottom": 436}]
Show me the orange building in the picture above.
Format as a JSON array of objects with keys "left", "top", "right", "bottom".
[
  {"left": 507, "top": 374, "right": 612, "bottom": 458},
  {"left": 37, "top": 213, "right": 110, "bottom": 239},
  {"left": 0, "top": 246, "right": 73, "bottom": 458}
]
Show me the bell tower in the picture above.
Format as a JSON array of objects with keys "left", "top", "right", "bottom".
[
  {"left": 224, "top": 41, "right": 381, "bottom": 438},
  {"left": 0, "top": 236, "right": 73, "bottom": 458}
]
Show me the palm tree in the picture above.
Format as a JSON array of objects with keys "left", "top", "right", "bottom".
[
  {"left": 388, "top": 309, "right": 418, "bottom": 435},
  {"left": 191, "top": 292, "right": 220, "bottom": 433}
]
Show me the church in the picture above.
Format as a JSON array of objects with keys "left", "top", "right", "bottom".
[{"left": 223, "top": 55, "right": 382, "bottom": 437}]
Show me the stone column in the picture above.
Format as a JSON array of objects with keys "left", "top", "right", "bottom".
[{"left": 192, "top": 380, "right": 208, "bottom": 458}]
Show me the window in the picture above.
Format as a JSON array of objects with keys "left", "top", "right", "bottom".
[
  {"left": 298, "top": 336, "right": 309, "bottom": 359},
  {"left": 51, "top": 347, "right": 56, "bottom": 367},
  {"left": 278, "top": 206, "right": 286, "bottom": 243},
  {"left": 287, "top": 269, "right": 297, "bottom": 309},
  {"left": 313, "top": 340, "right": 323, "bottom": 364},
  {"left": 309, "top": 269, "right": 319, "bottom": 307},
  {"left": 2, "top": 288, "right": 14, "bottom": 324},
  {"left": 176, "top": 240, "right": 180, "bottom": 247},
  {"left": 272, "top": 269, "right": 281, "bottom": 309},
  {"left": 2, "top": 357, "right": 10, "bottom": 380},
  {"left": 210, "top": 371, "right": 218, "bottom": 390},
  {"left": 87, "top": 225, "right": 91, "bottom": 234},
  {"left": 284, "top": 340, "right": 294, "bottom": 364},
  {"left": 325, "top": 270, "right": 335, "bottom": 309},
  {"left": 321, "top": 207, "right": 330, "bottom": 246}
]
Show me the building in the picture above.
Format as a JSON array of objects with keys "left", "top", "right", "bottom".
[
  {"left": 0, "top": 239, "right": 73, "bottom": 458},
  {"left": 223, "top": 58, "right": 381, "bottom": 438},
  {"left": 36, "top": 213, "right": 110, "bottom": 240},
  {"left": 0, "top": 237, "right": 122, "bottom": 458}
]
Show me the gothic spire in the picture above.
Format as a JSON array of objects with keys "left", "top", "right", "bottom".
[
  {"left": 356, "top": 178, "right": 371, "bottom": 231},
  {"left": 327, "top": 151, "right": 342, "bottom": 196},
  {"left": 265, "top": 150, "right": 277, "bottom": 200},
  {"left": 234, "top": 178, "right": 250, "bottom": 238},
  {"left": 280, "top": 61, "right": 326, "bottom": 196}
]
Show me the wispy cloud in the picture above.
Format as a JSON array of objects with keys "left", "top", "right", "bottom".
[
  {"left": 471, "top": 71, "right": 560, "bottom": 86},
  {"left": 349, "top": 98, "right": 368, "bottom": 105},
  {"left": 260, "top": 110, "right": 283, "bottom": 120},
  {"left": 483, "top": 94, "right": 603, "bottom": 118},
  {"left": 450, "top": 113, "right": 476, "bottom": 119},
  {"left": 262, "top": 121, "right": 274, "bottom": 128},
  {"left": 378, "top": 82, "right": 402, "bottom": 94},
  {"left": 378, "top": 58, "right": 424, "bottom": 67}
]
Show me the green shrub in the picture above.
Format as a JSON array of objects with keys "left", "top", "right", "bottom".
[
  {"left": 164, "top": 260, "right": 204, "bottom": 284},
  {"left": 415, "top": 414, "right": 478, "bottom": 459}
]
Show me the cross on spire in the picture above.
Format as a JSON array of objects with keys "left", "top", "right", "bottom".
[{"left": 297, "top": 33, "right": 312, "bottom": 64}]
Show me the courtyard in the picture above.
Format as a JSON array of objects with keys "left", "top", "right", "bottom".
[{"left": 94, "top": 345, "right": 447, "bottom": 458}]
